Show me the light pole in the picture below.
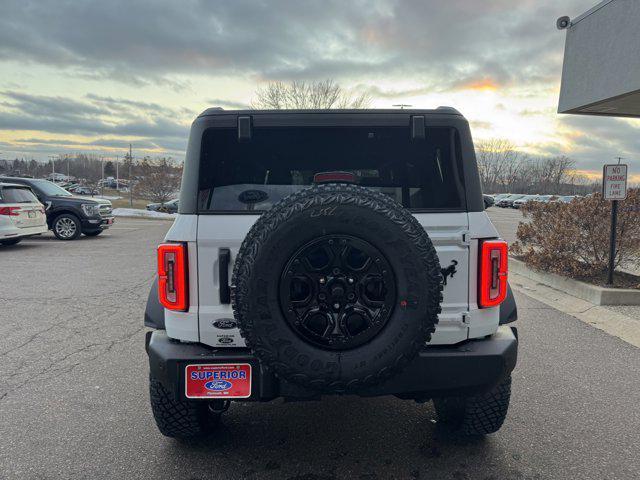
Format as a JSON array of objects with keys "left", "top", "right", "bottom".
[
  {"left": 101, "top": 156, "right": 105, "bottom": 196},
  {"left": 129, "top": 144, "right": 133, "bottom": 207},
  {"left": 48, "top": 155, "right": 57, "bottom": 180}
]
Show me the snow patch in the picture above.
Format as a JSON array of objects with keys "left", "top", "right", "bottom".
[
  {"left": 112, "top": 208, "right": 176, "bottom": 219},
  {"left": 96, "top": 195, "right": 122, "bottom": 200}
]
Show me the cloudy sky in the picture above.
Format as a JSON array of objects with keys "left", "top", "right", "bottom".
[{"left": 1, "top": 0, "right": 638, "bottom": 180}]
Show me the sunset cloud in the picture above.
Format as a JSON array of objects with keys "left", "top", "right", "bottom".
[{"left": 0, "top": 0, "right": 638, "bottom": 180}]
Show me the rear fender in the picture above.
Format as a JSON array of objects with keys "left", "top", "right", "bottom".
[
  {"left": 144, "top": 278, "right": 165, "bottom": 329},
  {"left": 499, "top": 283, "right": 517, "bottom": 325}
]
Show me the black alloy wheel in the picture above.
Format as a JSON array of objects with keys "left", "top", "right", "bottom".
[{"left": 279, "top": 235, "right": 396, "bottom": 351}]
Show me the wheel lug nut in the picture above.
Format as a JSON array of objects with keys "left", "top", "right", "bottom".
[
  {"left": 319, "top": 277, "right": 326, "bottom": 284},
  {"left": 347, "top": 293, "right": 355, "bottom": 301},
  {"left": 347, "top": 277, "right": 354, "bottom": 284},
  {"left": 333, "top": 303, "right": 340, "bottom": 310},
  {"left": 333, "top": 268, "right": 340, "bottom": 275},
  {"left": 319, "top": 293, "right": 326, "bottom": 300}
]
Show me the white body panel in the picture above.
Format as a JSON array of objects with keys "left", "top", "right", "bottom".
[
  {"left": 0, "top": 203, "right": 47, "bottom": 240},
  {"left": 467, "top": 212, "right": 501, "bottom": 337},
  {"left": 164, "top": 215, "right": 199, "bottom": 342},
  {"left": 196, "top": 215, "right": 259, "bottom": 348},
  {"left": 163, "top": 209, "right": 503, "bottom": 346}
]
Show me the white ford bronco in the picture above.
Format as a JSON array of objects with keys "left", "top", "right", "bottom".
[{"left": 144, "top": 108, "right": 518, "bottom": 439}]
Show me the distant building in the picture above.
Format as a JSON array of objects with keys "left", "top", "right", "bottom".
[{"left": 558, "top": 0, "right": 640, "bottom": 118}]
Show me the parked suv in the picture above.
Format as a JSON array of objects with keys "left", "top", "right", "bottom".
[
  {"left": 0, "top": 182, "right": 47, "bottom": 245},
  {"left": 146, "top": 198, "right": 179, "bottom": 213},
  {"left": 512, "top": 194, "right": 539, "bottom": 209},
  {"left": 496, "top": 194, "right": 524, "bottom": 208},
  {"left": 144, "top": 108, "right": 518, "bottom": 440},
  {"left": 1, "top": 177, "right": 114, "bottom": 240}
]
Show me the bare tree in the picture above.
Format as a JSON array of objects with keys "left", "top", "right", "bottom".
[
  {"left": 476, "top": 139, "right": 582, "bottom": 194},
  {"left": 475, "top": 139, "right": 526, "bottom": 193},
  {"left": 135, "top": 157, "right": 182, "bottom": 203},
  {"left": 252, "top": 80, "right": 371, "bottom": 110}
]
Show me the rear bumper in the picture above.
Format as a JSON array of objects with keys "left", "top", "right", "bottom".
[
  {"left": 147, "top": 326, "right": 518, "bottom": 401},
  {"left": 0, "top": 223, "right": 47, "bottom": 239}
]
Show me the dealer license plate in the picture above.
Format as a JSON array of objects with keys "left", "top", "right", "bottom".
[{"left": 185, "top": 364, "right": 252, "bottom": 399}]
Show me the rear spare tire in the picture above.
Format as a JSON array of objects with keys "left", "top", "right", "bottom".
[{"left": 232, "top": 183, "right": 442, "bottom": 393}]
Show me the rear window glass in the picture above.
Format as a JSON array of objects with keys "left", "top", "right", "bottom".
[
  {"left": 198, "top": 126, "right": 465, "bottom": 212},
  {"left": 0, "top": 187, "right": 39, "bottom": 204}
]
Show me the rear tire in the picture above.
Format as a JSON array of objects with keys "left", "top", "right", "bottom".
[
  {"left": 1, "top": 238, "right": 22, "bottom": 246},
  {"left": 52, "top": 214, "right": 81, "bottom": 240},
  {"left": 149, "top": 374, "right": 219, "bottom": 439},
  {"left": 433, "top": 376, "right": 512, "bottom": 435},
  {"left": 83, "top": 230, "right": 103, "bottom": 237}
]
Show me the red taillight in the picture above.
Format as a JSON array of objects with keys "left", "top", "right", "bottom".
[
  {"left": 158, "top": 243, "right": 188, "bottom": 311},
  {"left": 479, "top": 240, "right": 508, "bottom": 308},
  {"left": 0, "top": 206, "right": 20, "bottom": 216}
]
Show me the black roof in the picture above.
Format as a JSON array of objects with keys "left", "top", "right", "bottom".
[
  {"left": 0, "top": 176, "right": 39, "bottom": 184},
  {"left": 0, "top": 181, "right": 31, "bottom": 188},
  {"left": 198, "top": 106, "right": 462, "bottom": 118}
]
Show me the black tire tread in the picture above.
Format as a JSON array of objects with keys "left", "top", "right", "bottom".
[
  {"left": 232, "top": 183, "right": 443, "bottom": 393},
  {"left": 149, "top": 375, "right": 214, "bottom": 439},
  {"left": 1, "top": 238, "right": 22, "bottom": 246},
  {"left": 434, "top": 376, "right": 512, "bottom": 435}
]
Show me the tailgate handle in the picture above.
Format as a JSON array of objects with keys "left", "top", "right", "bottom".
[{"left": 218, "top": 248, "right": 231, "bottom": 304}]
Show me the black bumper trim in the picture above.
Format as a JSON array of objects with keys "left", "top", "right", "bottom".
[
  {"left": 147, "top": 326, "right": 518, "bottom": 401},
  {"left": 81, "top": 216, "right": 114, "bottom": 230}
]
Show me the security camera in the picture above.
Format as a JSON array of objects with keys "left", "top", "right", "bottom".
[{"left": 556, "top": 16, "right": 570, "bottom": 30}]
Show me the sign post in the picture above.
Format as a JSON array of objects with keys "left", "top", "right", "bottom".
[{"left": 602, "top": 163, "right": 628, "bottom": 285}]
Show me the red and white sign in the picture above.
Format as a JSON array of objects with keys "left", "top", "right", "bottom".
[
  {"left": 603, "top": 164, "right": 628, "bottom": 200},
  {"left": 185, "top": 364, "right": 252, "bottom": 399}
]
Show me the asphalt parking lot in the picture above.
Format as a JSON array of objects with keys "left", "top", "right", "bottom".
[
  {"left": 486, "top": 207, "right": 523, "bottom": 245},
  {"left": 1, "top": 217, "right": 639, "bottom": 480}
]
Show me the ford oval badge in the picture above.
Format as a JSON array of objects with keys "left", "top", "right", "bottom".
[
  {"left": 205, "top": 380, "right": 232, "bottom": 391},
  {"left": 213, "top": 319, "right": 237, "bottom": 329},
  {"left": 238, "top": 189, "right": 268, "bottom": 204}
]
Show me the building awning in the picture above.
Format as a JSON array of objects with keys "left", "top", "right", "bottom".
[{"left": 558, "top": 0, "right": 640, "bottom": 118}]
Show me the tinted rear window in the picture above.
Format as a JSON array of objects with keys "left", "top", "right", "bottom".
[
  {"left": 198, "top": 126, "right": 465, "bottom": 212},
  {"left": 0, "top": 187, "right": 39, "bottom": 204}
]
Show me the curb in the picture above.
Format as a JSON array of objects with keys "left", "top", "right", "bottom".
[
  {"left": 115, "top": 217, "right": 175, "bottom": 221},
  {"left": 509, "top": 271, "right": 640, "bottom": 348},
  {"left": 510, "top": 257, "right": 640, "bottom": 306}
]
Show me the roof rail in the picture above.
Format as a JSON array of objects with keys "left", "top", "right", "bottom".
[
  {"left": 436, "top": 106, "right": 461, "bottom": 115},
  {"left": 198, "top": 106, "right": 225, "bottom": 117}
]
